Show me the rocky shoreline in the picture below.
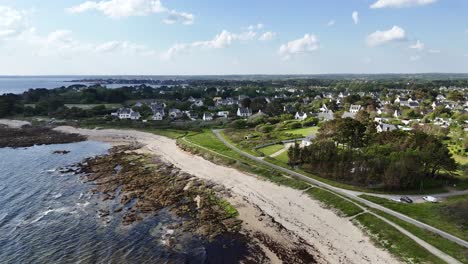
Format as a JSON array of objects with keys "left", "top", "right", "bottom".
[
  {"left": 0, "top": 126, "right": 86, "bottom": 148},
  {"left": 73, "top": 144, "right": 318, "bottom": 263}
]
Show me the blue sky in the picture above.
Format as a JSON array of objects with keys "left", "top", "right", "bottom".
[{"left": 0, "top": 0, "right": 467, "bottom": 75}]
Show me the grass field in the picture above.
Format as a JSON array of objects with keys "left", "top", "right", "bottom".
[
  {"left": 354, "top": 213, "right": 445, "bottom": 264},
  {"left": 360, "top": 194, "right": 468, "bottom": 241},
  {"left": 257, "top": 144, "right": 284, "bottom": 156},
  {"left": 283, "top": 126, "right": 319, "bottom": 137},
  {"left": 65, "top": 104, "right": 122, "bottom": 110},
  {"left": 274, "top": 150, "right": 289, "bottom": 163}
]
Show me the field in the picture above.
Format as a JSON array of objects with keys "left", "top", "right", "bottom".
[
  {"left": 25, "top": 103, "right": 122, "bottom": 110},
  {"left": 360, "top": 194, "right": 468, "bottom": 241},
  {"left": 257, "top": 144, "right": 284, "bottom": 156},
  {"left": 282, "top": 126, "right": 319, "bottom": 137}
]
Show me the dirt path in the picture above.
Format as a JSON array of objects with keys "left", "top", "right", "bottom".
[{"left": 55, "top": 126, "right": 400, "bottom": 264}]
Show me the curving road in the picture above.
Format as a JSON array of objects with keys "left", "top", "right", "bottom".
[{"left": 212, "top": 129, "right": 468, "bottom": 251}]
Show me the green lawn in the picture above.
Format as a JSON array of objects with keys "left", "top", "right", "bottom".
[
  {"left": 282, "top": 126, "right": 319, "bottom": 137},
  {"left": 360, "top": 194, "right": 468, "bottom": 241},
  {"left": 354, "top": 213, "right": 445, "bottom": 264},
  {"left": 274, "top": 150, "right": 290, "bottom": 163},
  {"left": 64, "top": 104, "right": 122, "bottom": 110},
  {"left": 257, "top": 144, "right": 284, "bottom": 156}
]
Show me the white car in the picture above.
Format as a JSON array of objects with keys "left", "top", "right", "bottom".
[{"left": 423, "top": 196, "right": 438, "bottom": 203}]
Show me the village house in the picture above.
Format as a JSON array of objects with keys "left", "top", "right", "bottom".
[
  {"left": 152, "top": 110, "right": 165, "bottom": 121},
  {"left": 168, "top": 108, "right": 183, "bottom": 119},
  {"left": 203, "top": 113, "right": 214, "bottom": 121},
  {"left": 349, "top": 105, "right": 362, "bottom": 113},
  {"left": 113, "top": 108, "right": 141, "bottom": 120},
  {"left": 237, "top": 107, "right": 253, "bottom": 118},
  {"left": 217, "top": 111, "right": 230, "bottom": 118},
  {"left": 376, "top": 123, "right": 398, "bottom": 133},
  {"left": 295, "top": 112, "right": 308, "bottom": 121}
]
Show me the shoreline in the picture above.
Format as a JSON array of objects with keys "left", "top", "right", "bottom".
[{"left": 54, "top": 125, "right": 400, "bottom": 264}]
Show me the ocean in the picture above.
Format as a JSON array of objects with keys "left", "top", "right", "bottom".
[{"left": 0, "top": 141, "right": 216, "bottom": 263}]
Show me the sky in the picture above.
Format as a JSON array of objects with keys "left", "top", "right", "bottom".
[{"left": 0, "top": 0, "right": 467, "bottom": 75}]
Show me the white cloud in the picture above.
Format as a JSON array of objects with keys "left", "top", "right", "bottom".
[
  {"left": 162, "top": 30, "right": 257, "bottom": 60},
  {"left": 327, "top": 20, "right": 336, "bottom": 27},
  {"left": 371, "top": 0, "right": 436, "bottom": 9},
  {"left": 94, "top": 40, "right": 151, "bottom": 54},
  {"left": 259, "top": 31, "right": 276, "bottom": 41},
  {"left": 366, "top": 26, "right": 406, "bottom": 47},
  {"left": 409, "top": 40, "right": 424, "bottom": 51},
  {"left": 428, "top": 49, "right": 440, "bottom": 53},
  {"left": 0, "top": 6, "right": 32, "bottom": 39},
  {"left": 67, "top": 0, "right": 194, "bottom": 25},
  {"left": 163, "top": 10, "right": 194, "bottom": 25},
  {"left": 247, "top": 23, "right": 264, "bottom": 31},
  {"left": 410, "top": 55, "right": 421, "bottom": 61},
  {"left": 278, "top": 34, "right": 319, "bottom": 60},
  {"left": 352, "top": 11, "right": 359, "bottom": 25}
]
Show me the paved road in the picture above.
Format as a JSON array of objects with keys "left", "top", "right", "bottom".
[{"left": 212, "top": 129, "right": 468, "bottom": 250}]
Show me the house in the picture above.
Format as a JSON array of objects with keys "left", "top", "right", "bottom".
[
  {"left": 217, "top": 111, "right": 230, "bottom": 118},
  {"left": 436, "top": 95, "right": 446, "bottom": 101},
  {"left": 393, "top": 110, "right": 401, "bottom": 119},
  {"left": 295, "top": 112, "right": 308, "bottom": 121},
  {"left": 301, "top": 135, "right": 316, "bottom": 147},
  {"left": 168, "top": 108, "right": 183, "bottom": 119},
  {"left": 130, "top": 111, "right": 141, "bottom": 120},
  {"left": 192, "top": 99, "right": 204, "bottom": 107},
  {"left": 203, "top": 113, "right": 213, "bottom": 121},
  {"left": 376, "top": 123, "right": 398, "bottom": 133},
  {"left": 185, "top": 111, "right": 198, "bottom": 121},
  {"left": 319, "top": 104, "right": 329, "bottom": 113},
  {"left": 338, "top": 92, "right": 350, "bottom": 98},
  {"left": 237, "top": 107, "right": 252, "bottom": 118},
  {"left": 114, "top": 108, "right": 132, "bottom": 119},
  {"left": 134, "top": 102, "right": 143, "bottom": 107},
  {"left": 152, "top": 110, "right": 165, "bottom": 121},
  {"left": 317, "top": 110, "right": 334, "bottom": 121},
  {"left": 349, "top": 105, "right": 362, "bottom": 114}
]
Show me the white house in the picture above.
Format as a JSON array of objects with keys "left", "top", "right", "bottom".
[
  {"left": 349, "top": 105, "right": 362, "bottom": 114},
  {"left": 203, "top": 113, "right": 213, "bottom": 121},
  {"left": 114, "top": 108, "right": 141, "bottom": 120},
  {"left": 376, "top": 123, "right": 398, "bottom": 133},
  {"left": 217, "top": 111, "right": 230, "bottom": 118},
  {"left": 130, "top": 111, "right": 141, "bottom": 120},
  {"left": 237, "top": 107, "right": 252, "bottom": 118},
  {"left": 295, "top": 112, "right": 308, "bottom": 121},
  {"left": 168, "top": 108, "right": 183, "bottom": 119},
  {"left": 152, "top": 110, "right": 165, "bottom": 121}
]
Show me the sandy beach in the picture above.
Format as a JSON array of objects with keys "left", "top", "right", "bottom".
[{"left": 52, "top": 126, "right": 400, "bottom": 264}]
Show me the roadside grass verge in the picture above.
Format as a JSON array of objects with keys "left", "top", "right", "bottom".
[
  {"left": 354, "top": 213, "right": 446, "bottom": 264},
  {"left": 257, "top": 144, "right": 284, "bottom": 156},
  {"left": 306, "top": 188, "right": 363, "bottom": 217},
  {"left": 360, "top": 194, "right": 468, "bottom": 241},
  {"left": 371, "top": 210, "right": 468, "bottom": 263}
]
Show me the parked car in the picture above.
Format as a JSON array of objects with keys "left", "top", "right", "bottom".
[
  {"left": 391, "top": 198, "right": 401, "bottom": 203},
  {"left": 423, "top": 196, "right": 438, "bottom": 203},
  {"left": 400, "top": 196, "right": 413, "bottom": 204}
]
